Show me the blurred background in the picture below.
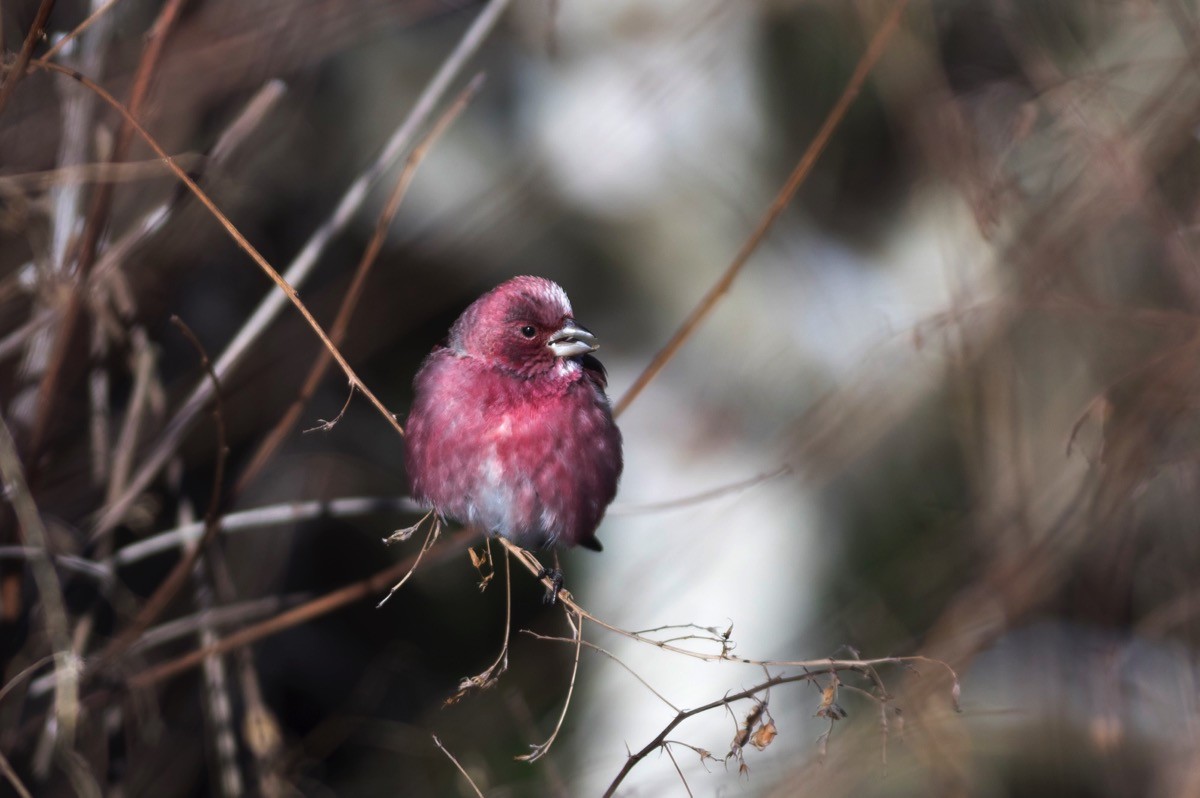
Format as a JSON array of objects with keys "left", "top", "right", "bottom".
[{"left": 3, "top": 0, "right": 1200, "bottom": 795}]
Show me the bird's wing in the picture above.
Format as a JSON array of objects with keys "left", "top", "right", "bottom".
[{"left": 580, "top": 353, "right": 608, "bottom": 390}]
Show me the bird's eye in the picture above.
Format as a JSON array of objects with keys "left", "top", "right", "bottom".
[{"left": 519, "top": 325, "right": 537, "bottom": 338}]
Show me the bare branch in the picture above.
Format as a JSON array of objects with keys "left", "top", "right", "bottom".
[
  {"left": 607, "top": 466, "right": 791, "bottom": 516},
  {"left": 110, "top": 496, "right": 425, "bottom": 568},
  {"left": 0, "top": 654, "right": 58, "bottom": 705},
  {"left": 613, "top": 0, "right": 912, "bottom": 417},
  {"left": 0, "top": 416, "right": 80, "bottom": 753},
  {"left": 236, "top": 72, "right": 484, "bottom": 493},
  {"left": 516, "top": 607, "right": 583, "bottom": 763},
  {"left": 0, "top": 749, "right": 33, "bottom": 798},
  {"left": 26, "top": 0, "right": 189, "bottom": 462},
  {"left": 0, "top": 155, "right": 204, "bottom": 191},
  {"left": 88, "top": 80, "right": 289, "bottom": 292},
  {"left": 41, "top": 0, "right": 124, "bottom": 62},
  {"left": 663, "top": 744, "right": 693, "bottom": 798},
  {"left": 376, "top": 515, "right": 442, "bottom": 608},
  {"left": 127, "top": 526, "right": 477, "bottom": 688},
  {"left": 92, "top": 316, "right": 230, "bottom": 668},
  {"left": 32, "top": 58, "right": 406, "bottom": 508},
  {"left": 0, "top": 0, "right": 57, "bottom": 117},
  {"left": 448, "top": 544, "right": 512, "bottom": 702},
  {"left": 602, "top": 672, "right": 823, "bottom": 797},
  {"left": 432, "top": 734, "right": 486, "bottom": 798},
  {"left": 85, "top": 0, "right": 517, "bottom": 538},
  {"left": 521, "top": 630, "right": 679, "bottom": 712}
]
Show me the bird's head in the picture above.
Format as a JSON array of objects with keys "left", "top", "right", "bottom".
[{"left": 449, "top": 276, "right": 599, "bottom": 378}]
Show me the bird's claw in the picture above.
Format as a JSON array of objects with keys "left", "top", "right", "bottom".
[{"left": 536, "top": 567, "right": 563, "bottom": 605}]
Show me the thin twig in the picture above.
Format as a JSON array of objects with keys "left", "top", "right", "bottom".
[
  {"left": 32, "top": 60, "right": 406, "bottom": 494},
  {"left": 303, "top": 386, "right": 356, "bottom": 434},
  {"left": 448, "top": 546, "right": 512, "bottom": 702},
  {"left": 521, "top": 631, "right": 679, "bottom": 712},
  {"left": 495, "top": 537, "right": 961, "bottom": 677},
  {"left": 432, "top": 734, "right": 486, "bottom": 798},
  {"left": 607, "top": 465, "right": 791, "bottom": 515},
  {"left": 0, "top": 654, "right": 58, "bottom": 705},
  {"left": 0, "top": 0, "right": 56, "bottom": 117},
  {"left": 127, "top": 527, "right": 476, "bottom": 688},
  {"left": 100, "top": 478, "right": 763, "bottom": 570},
  {"left": 375, "top": 516, "right": 442, "bottom": 608},
  {"left": 663, "top": 744, "right": 693, "bottom": 798},
  {"left": 516, "top": 608, "right": 582, "bottom": 763},
  {"left": 87, "top": 315, "right": 111, "bottom": 485},
  {"left": 0, "top": 416, "right": 79, "bottom": 751},
  {"left": 41, "top": 0, "right": 124, "bottom": 62},
  {"left": 109, "top": 496, "right": 425, "bottom": 568},
  {"left": 203, "top": 515, "right": 283, "bottom": 794},
  {"left": 27, "top": 0, "right": 188, "bottom": 461},
  {"left": 0, "top": 310, "right": 56, "bottom": 362},
  {"left": 105, "top": 329, "right": 156, "bottom": 504},
  {"left": 601, "top": 672, "right": 829, "bottom": 798},
  {"left": 235, "top": 72, "right": 484, "bottom": 494},
  {"left": 93, "top": 316, "right": 229, "bottom": 667},
  {"left": 0, "top": 156, "right": 204, "bottom": 191},
  {"left": 122, "top": 593, "right": 305, "bottom": 656},
  {"left": 49, "top": 0, "right": 115, "bottom": 276},
  {"left": 0, "top": 750, "right": 33, "bottom": 798},
  {"left": 0, "top": 548, "right": 110, "bottom": 581},
  {"left": 612, "top": 0, "right": 911, "bottom": 417},
  {"left": 168, "top": 494, "right": 244, "bottom": 798},
  {"left": 88, "top": 80, "right": 288, "bottom": 291},
  {"left": 88, "top": 0, "right": 516, "bottom": 540}
]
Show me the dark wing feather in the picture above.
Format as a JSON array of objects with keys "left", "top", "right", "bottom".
[{"left": 580, "top": 353, "right": 608, "bottom": 390}]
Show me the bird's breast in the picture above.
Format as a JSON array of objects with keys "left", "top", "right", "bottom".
[{"left": 406, "top": 354, "right": 621, "bottom": 548}]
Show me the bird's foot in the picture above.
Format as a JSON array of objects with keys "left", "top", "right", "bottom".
[{"left": 536, "top": 567, "right": 563, "bottom": 605}]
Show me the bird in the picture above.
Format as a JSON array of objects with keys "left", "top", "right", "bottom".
[{"left": 404, "top": 276, "right": 623, "bottom": 580}]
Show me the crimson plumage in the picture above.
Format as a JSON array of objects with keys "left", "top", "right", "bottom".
[{"left": 404, "top": 276, "right": 623, "bottom": 550}]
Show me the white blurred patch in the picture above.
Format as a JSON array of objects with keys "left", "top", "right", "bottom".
[
  {"left": 565, "top": 361, "right": 820, "bottom": 795},
  {"left": 516, "top": 0, "right": 762, "bottom": 217}
]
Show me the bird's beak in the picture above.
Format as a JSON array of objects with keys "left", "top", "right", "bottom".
[{"left": 547, "top": 319, "right": 598, "bottom": 358}]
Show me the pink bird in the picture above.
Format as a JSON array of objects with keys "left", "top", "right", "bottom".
[{"left": 404, "top": 276, "right": 623, "bottom": 578}]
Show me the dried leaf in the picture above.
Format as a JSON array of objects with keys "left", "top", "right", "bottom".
[
  {"left": 731, "top": 702, "right": 767, "bottom": 752},
  {"left": 444, "top": 658, "right": 508, "bottom": 706},
  {"left": 384, "top": 520, "right": 422, "bottom": 545},
  {"left": 820, "top": 682, "right": 837, "bottom": 707},
  {"left": 815, "top": 682, "right": 847, "bottom": 720},
  {"left": 750, "top": 721, "right": 777, "bottom": 751},
  {"left": 467, "top": 546, "right": 494, "bottom": 590}
]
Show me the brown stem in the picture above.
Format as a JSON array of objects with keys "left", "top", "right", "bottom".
[
  {"left": 613, "top": 0, "right": 912, "bottom": 418},
  {"left": 127, "top": 527, "right": 475, "bottom": 688},
  {"left": 601, "top": 672, "right": 821, "bottom": 798},
  {"left": 94, "top": 316, "right": 229, "bottom": 667},
  {"left": 233, "top": 73, "right": 484, "bottom": 496},
  {"left": 0, "top": 0, "right": 56, "bottom": 118},
  {"left": 27, "top": 0, "right": 187, "bottom": 459}
]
